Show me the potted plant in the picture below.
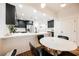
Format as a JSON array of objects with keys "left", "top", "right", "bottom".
[{"left": 8, "top": 25, "right": 16, "bottom": 33}]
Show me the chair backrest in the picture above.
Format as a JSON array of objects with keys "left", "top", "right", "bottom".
[
  {"left": 29, "top": 43, "right": 41, "bottom": 56},
  {"left": 51, "top": 32, "right": 54, "bottom": 37},
  {"left": 37, "top": 35, "right": 44, "bottom": 44},
  {"left": 29, "top": 43, "right": 53, "bottom": 56},
  {"left": 5, "top": 49, "right": 17, "bottom": 56},
  {"left": 11, "top": 49, "right": 17, "bottom": 56},
  {"left": 58, "top": 35, "right": 69, "bottom": 40},
  {"left": 37, "top": 35, "right": 44, "bottom": 41}
]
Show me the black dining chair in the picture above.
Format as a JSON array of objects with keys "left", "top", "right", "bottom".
[
  {"left": 58, "top": 35, "right": 69, "bottom": 40},
  {"left": 57, "top": 35, "right": 76, "bottom": 56},
  {"left": 37, "top": 35, "right": 44, "bottom": 41},
  {"left": 37, "top": 35, "right": 44, "bottom": 44},
  {"left": 58, "top": 51, "right": 76, "bottom": 56},
  {"left": 57, "top": 35, "right": 69, "bottom": 55},
  {"left": 29, "top": 42, "right": 41, "bottom": 56},
  {"left": 29, "top": 43, "right": 53, "bottom": 56},
  {"left": 5, "top": 49, "right": 17, "bottom": 56},
  {"left": 11, "top": 49, "right": 17, "bottom": 56}
]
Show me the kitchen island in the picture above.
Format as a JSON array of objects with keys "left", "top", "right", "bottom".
[{"left": 0, "top": 32, "right": 49, "bottom": 55}]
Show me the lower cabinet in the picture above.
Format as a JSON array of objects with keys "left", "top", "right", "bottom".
[{"left": 2, "top": 35, "right": 39, "bottom": 55}]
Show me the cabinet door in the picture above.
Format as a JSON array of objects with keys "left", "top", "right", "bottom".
[
  {"left": 62, "top": 18, "right": 76, "bottom": 42},
  {"left": 6, "top": 3, "right": 15, "bottom": 25}
]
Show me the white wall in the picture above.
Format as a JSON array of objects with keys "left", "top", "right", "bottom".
[
  {"left": 0, "top": 3, "right": 6, "bottom": 55},
  {"left": 0, "top": 3, "right": 9, "bottom": 55},
  {"left": 0, "top": 3, "right": 6, "bottom": 37}
]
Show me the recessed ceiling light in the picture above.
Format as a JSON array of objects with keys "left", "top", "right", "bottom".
[
  {"left": 33, "top": 9, "right": 37, "bottom": 13},
  {"left": 22, "top": 13, "right": 24, "bottom": 16},
  {"left": 19, "top": 4, "right": 23, "bottom": 8},
  {"left": 41, "top": 3, "right": 46, "bottom": 8},
  {"left": 43, "top": 13, "right": 46, "bottom": 16},
  {"left": 60, "top": 4, "right": 66, "bottom": 7}
]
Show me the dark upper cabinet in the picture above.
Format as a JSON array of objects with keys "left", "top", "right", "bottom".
[
  {"left": 15, "top": 20, "right": 25, "bottom": 28},
  {"left": 6, "top": 3, "right": 15, "bottom": 25},
  {"left": 15, "top": 19, "right": 33, "bottom": 28},
  {"left": 26, "top": 21, "right": 33, "bottom": 25},
  {"left": 48, "top": 20, "right": 54, "bottom": 28}
]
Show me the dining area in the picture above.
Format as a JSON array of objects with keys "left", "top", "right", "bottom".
[
  {"left": 28, "top": 35, "right": 78, "bottom": 56},
  {"left": 0, "top": 3, "right": 79, "bottom": 57}
]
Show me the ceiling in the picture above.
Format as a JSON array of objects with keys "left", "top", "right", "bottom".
[
  {"left": 12, "top": 3, "right": 79, "bottom": 20},
  {"left": 27, "top": 3, "right": 79, "bottom": 17},
  {"left": 27, "top": 3, "right": 79, "bottom": 12}
]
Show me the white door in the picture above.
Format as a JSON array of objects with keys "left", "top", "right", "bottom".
[{"left": 54, "top": 17, "right": 77, "bottom": 44}]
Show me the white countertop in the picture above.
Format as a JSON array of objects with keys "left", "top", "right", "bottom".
[
  {"left": 0, "top": 32, "right": 48, "bottom": 39},
  {"left": 40, "top": 37, "right": 77, "bottom": 51}
]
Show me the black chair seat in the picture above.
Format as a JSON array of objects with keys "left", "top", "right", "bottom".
[
  {"left": 37, "top": 35, "right": 44, "bottom": 40},
  {"left": 58, "top": 51, "right": 76, "bottom": 56},
  {"left": 40, "top": 48, "right": 53, "bottom": 56}
]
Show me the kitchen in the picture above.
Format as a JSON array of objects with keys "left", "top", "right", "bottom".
[{"left": 0, "top": 3, "right": 79, "bottom": 56}]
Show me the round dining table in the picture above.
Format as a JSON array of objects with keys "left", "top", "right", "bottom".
[{"left": 40, "top": 37, "right": 77, "bottom": 51}]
